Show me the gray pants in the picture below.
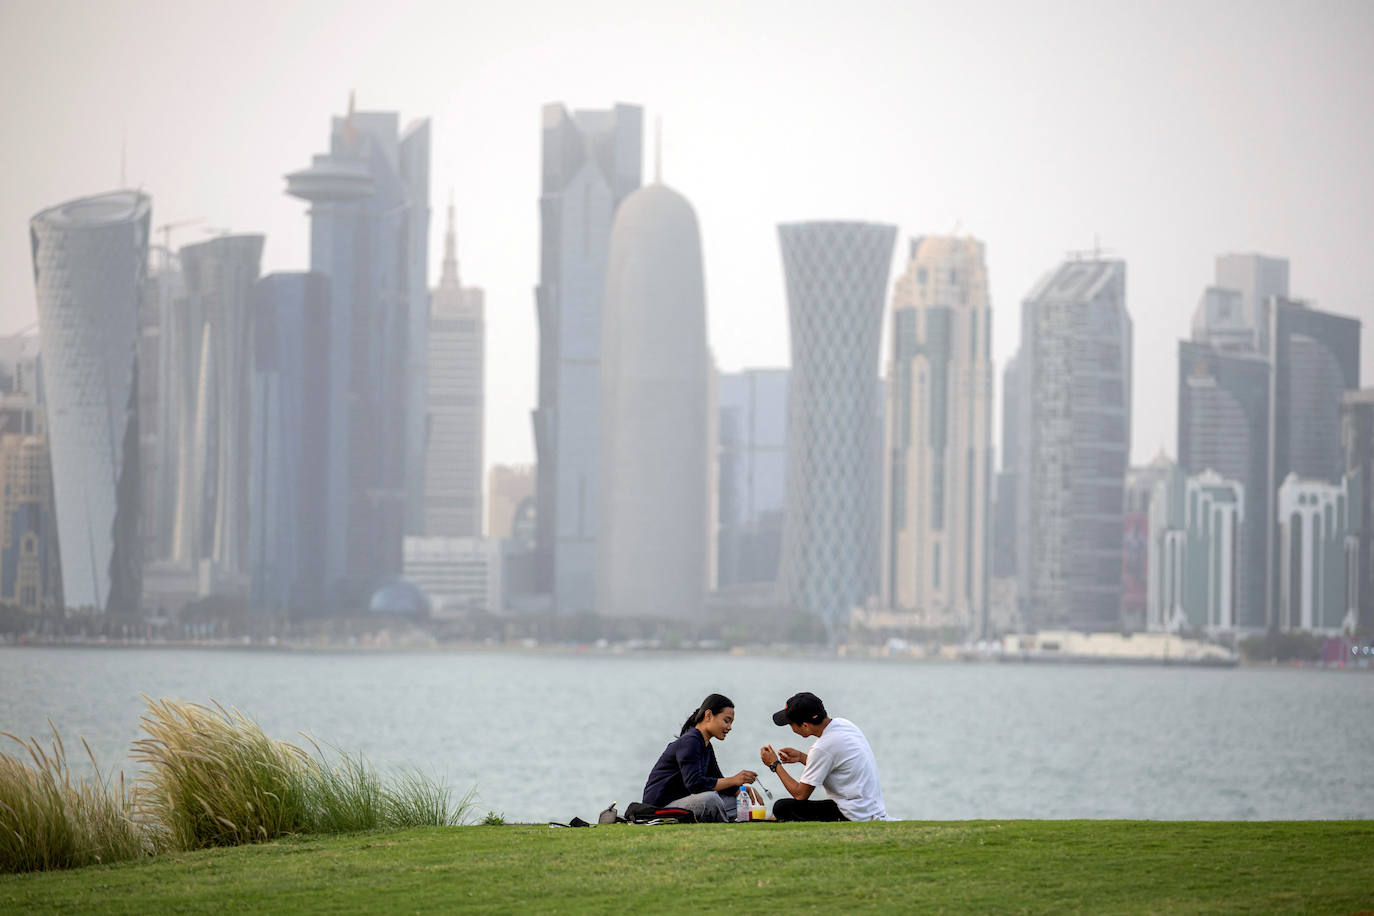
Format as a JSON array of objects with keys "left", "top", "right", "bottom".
[{"left": 666, "top": 790, "right": 733, "bottom": 823}]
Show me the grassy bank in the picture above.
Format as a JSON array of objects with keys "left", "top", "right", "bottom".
[
  {"left": 1, "top": 699, "right": 464, "bottom": 874},
  {"left": 3, "top": 820, "right": 1371, "bottom": 913}
]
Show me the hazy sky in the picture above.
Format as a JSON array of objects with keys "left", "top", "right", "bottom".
[{"left": 1, "top": 0, "right": 1371, "bottom": 473}]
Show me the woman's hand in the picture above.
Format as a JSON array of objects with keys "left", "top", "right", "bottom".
[
  {"left": 730, "top": 769, "right": 758, "bottom": 787},
  {"left": 777, "top": 747, "right": 805, "bottom": 765}
]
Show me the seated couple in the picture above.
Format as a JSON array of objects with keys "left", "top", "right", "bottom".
[{"left": 640, "top": 691, "right": 887, "bottom": 822}]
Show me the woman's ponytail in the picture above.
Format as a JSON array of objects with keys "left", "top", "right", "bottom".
[{"left": 679, "top": 693, "right": 735, "bottom": 735}]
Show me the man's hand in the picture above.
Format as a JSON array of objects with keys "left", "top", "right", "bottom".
[
  {"left": 731, "top": 769, "right": 758, "bottom": 787},
  {"left": 760, "top": 745, "right": 782, "bottom": 767},
  {"left": 777, "top": 747, "right": 806, "bottom": 765}
]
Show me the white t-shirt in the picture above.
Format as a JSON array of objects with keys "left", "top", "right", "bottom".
[{"left": 798, "top": 717, "right": 888, "bottom": 821}]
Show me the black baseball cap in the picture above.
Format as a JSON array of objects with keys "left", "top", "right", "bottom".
[{"left": 772, "top": 692, "right": 826, "bottom": 726}]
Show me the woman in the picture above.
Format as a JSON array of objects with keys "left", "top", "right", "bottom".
[{"left": 641, "top": 693, "right": 760, "bottom": 822}]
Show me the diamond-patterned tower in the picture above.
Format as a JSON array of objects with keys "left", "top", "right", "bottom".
[
  {"left": 776, "top": 221, "right": 896, "bottom": 635},
  {"left": 29, "top": 190, "right": 151, "bottom": 614}
]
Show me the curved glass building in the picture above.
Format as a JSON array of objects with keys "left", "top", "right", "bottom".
[
  {"left": 776, "top": 221, "right": 896, "bottom": 636},
  {"left": 29, "top": 190, "right": 151, "bottom": 614}
]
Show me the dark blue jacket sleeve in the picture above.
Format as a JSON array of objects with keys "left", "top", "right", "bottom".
[{"left": 675, "top": 732, "right": 719, "bottom": 794}]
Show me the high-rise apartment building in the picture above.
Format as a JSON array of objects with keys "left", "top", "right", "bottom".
[
  {"left": 532, "top": 102, "right": 642, "bottom": 613},
  {"left": 1342, "top": 389, "right": 1374, "bottom": 633},
  {"left": 991, "top": 353, "right": 1019, "bottom": 580},
  {"left": 1179, "top": 254, "right": 1360, "bottom": 631},
  {"left": 1266, "top": 298, "right": 1359, "bottom": 628},
  {"left": 597, "top": 182, "right": 709, "bottom": 622},
  {"left": 403, "top": 536, "right": 502, "bottom": 615},
  {"left": 249, "top": 272, "right": 332, "bottom": 619},
  {"left": 286, "top": 99, "right": 430, "bottom": 607},
  {"left": 29, "top": 190, "right": 149, "bottom": 615},
  {"left": 169, "top": 234, "right": 264, "bottom": 585},
  {"left": 717, "top": 368, "right": 788, "bottom": 588},
  {"left": 1016, "top": 257, "right": 1132, "bottom": 632},
  {"left": 1177, "top": 341, "right": 1270, "bottom": 629},
  {"left": 1146, "top": 462, "right": 1244, "bottom": 632},
  {"left": 138, "top": 253, "right": 178, "bottom": 563},
  {"left": 0, "top": 334, "right": 59, "bottom": 615},
  {"left": 881, "top": 236, "right": 992, "bottom": 635},
  {"left": 424, "top": 201, "right": 484, "bottom": 537},
  {"left": 776, "top": 221, "right": 895, "bottom": 636},
  {"left": 1276, "top": 473, "right": 1357, "bottom": 634},
  {"left": 1194, "top": 254, "right": 1288, "bottom": 354},
  {"left": 1122, "top": 454, "right": 1173, "bottom": 630}
]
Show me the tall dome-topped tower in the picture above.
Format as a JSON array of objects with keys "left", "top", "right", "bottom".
[{"left": 597, "top": 182, "right": 709, "bottom": 621}]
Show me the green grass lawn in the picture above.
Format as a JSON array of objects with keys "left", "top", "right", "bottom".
[{"left": 3, "top": 820, "right": 1372, "bottom": 913}]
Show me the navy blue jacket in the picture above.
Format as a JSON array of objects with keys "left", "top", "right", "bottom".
[{"left": 642, "top": 728, "right": 724, "bottom": 807}]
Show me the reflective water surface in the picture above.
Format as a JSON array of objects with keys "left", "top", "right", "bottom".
[{"left": 1, "top": 647, "right": 1370, "bottom": 823}]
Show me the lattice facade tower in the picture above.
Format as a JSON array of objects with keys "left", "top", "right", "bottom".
[{"left": 776, "top": 221, "right": 896, "bottom": 635}]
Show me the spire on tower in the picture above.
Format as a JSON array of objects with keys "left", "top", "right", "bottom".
[
  {"left": 440, "top": 190, "right": 459, "bottom": 289},
  {"left": 654, "top": 115, "right": 662, "bottom": 184}
]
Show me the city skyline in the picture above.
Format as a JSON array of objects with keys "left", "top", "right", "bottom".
[{"left": 2, "top": 1, "right": 1371, "bottom": 481}]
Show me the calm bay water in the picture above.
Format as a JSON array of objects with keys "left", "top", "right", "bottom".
[{"left": 1, "top": 647, "right": 1370, "bottom": 823}]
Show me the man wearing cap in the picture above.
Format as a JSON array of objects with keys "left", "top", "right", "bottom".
[{"left": 759, "top": 692, "right": 888, "bottom": 821}]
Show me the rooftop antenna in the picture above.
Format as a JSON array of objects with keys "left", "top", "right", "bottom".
[
  {"left": 654, "top": 115, "right": 662, "bottom": 184},
  {"left": 120, "top": 128, "right": 127, "bottom": 188}
]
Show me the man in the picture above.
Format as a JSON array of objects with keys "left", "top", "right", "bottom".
[{"left": 760, "top": 691, "right": 888, "bottom": 821}]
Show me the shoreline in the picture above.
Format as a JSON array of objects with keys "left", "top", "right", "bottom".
[{"left": 1, "top": 638, "right": 1369, "bottom": 670}]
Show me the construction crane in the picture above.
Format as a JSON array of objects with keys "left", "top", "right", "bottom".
[{"left": 155, "top": 217, "right": 204, "bottom": 252}]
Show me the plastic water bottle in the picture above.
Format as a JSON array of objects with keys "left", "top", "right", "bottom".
[{"left": 736, "top": 786, "right": 750, "bottom": 822}]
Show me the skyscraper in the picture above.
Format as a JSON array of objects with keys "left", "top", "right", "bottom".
[
  {"left": 138, "top": 252, "right": 180, "bottom": 564},
  {"left": 1177, "top": 341, "right": 1270, "bottom": 629},
  {"left": 249, "top": 272, "right": 331, "bottom": 619},
  {"left": 29, "top": 190, "right": 150, "bottom": 615},
  {"left": 1276, "top": 473, "right": 1357, "bottom": 633},
  {"left": 597, "top": 182, "right": 709, "bottom": 621},
  {"left": 776, "top": 221, "right": 896, "bottom": 636},
  {"left": 1267, "top": 298, "right": 1360, "bottom": 628},
  {"left": 1342, "top": 389, "right": 1374, "bottom": 633},
  {"left": 1195, "top": 253, "right": 1289, "bottom": 355},
  {"left": 1146, "top": 463, "right": 1244, "bottom": 632},
  {"left": 532, "top": 102, "right": 642, "bottom": 613},
  {"left": 424, "top": 200, "right": 484, "bottom": 537},
  {"left": 0, "top": 333, "right": 59, "bottom": 616},
  {"left": 717, "top": 368, "right": 788, "bottom": 588},
  {"left": 286, "top": 99, "right": 430, "bottom": 606},
  {"left": 1016, "top": 257, "right": 1131, "bottom": 632},
  {"left": 881, "top": 235, "right": 993, "bottom": 635},
  {"left": 991, "top": 353, "right": 1019, "bottom": 579},
  {"left": 1180, "top": 254, "right": 1361, "bottom": 631},
  {"left": 169, "top": 234, "right": 264, "bottom": 585},
  {"left": 1122, "top": 454, "right": 1173, "bottom": 630}
]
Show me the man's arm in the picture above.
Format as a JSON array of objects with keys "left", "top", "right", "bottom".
[{"left": 761, "top": 745, "right": 814, "bottom": 801}]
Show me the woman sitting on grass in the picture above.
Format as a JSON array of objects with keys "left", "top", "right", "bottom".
[{"left": 641, "top": 693, "right": 759, "bottom": 822}]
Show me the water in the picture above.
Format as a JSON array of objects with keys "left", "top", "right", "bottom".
[{"left": 1, "top": 647, "right": 1370, "bottom": 823}]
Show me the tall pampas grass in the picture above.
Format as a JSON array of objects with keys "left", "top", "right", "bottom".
[
  {"left": 134, "top": 698, "right": 468, "bottom": 850},
  {"left": 2, "top": 697, "right": 470, "bottom": 872},
  {"left": 0, "top": 726, "right": 149, "bottom": 873},
  {"left": 133, "top": 698, "right": 314, "bottom": 849}
]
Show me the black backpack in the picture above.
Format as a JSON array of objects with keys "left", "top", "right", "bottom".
[{"left": 623, "top": 801, "right": 696, "bottom": 824}]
